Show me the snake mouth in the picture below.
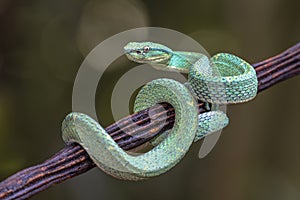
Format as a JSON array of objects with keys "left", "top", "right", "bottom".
[{"left": 125, "top": 52, "right": 146, "bottom": 63}]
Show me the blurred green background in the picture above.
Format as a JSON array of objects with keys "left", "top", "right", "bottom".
[{"left": 0, "top": 0, "right": 300, "bottom": 199}]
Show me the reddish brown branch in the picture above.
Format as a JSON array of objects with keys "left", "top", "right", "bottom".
[{"left": 0, "top": 43, "right": 299, "bottom": 200}]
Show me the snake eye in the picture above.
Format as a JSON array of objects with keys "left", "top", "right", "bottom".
[{"left": 143, "top": 46, "right": 150, "bottom": 53}]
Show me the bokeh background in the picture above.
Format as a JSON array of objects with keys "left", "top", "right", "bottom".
[{"left": 0, "top": 0, "right": 300, "bottom": 199}]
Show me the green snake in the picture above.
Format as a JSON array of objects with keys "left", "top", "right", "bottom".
[{"left": 62, "top": 42, "right": 258, "bottom": 180}]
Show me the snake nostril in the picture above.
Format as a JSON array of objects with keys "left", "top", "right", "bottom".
[{"left": 136, "top": 50, "right": 142, "bottom": 54}]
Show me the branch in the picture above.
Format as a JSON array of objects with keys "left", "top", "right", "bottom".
[{"left": 0, "top": 43, "right": 299, "bottom": 200}]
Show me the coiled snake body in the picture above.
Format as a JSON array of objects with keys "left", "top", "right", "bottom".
[{"left": 62, "top": 42, "right": 258, "bottom": 180}]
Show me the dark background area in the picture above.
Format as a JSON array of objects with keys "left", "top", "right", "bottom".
[{"left": 0, "top": 0, "right": 300, "bottom": 199}]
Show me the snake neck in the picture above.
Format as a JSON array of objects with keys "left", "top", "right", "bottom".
[{"left": 167, "top": 51, "right": 206, "bottom": 74}]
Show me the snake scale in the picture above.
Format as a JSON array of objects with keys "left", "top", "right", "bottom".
[{"left": 62, "top": 41, "right": 258, "bottom": 180}]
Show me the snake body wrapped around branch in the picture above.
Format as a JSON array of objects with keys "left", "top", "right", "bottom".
[{"left": 62, "top": 42, "right": 258, "bottom": 180}]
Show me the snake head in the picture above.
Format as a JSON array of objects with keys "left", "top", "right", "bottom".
[{"left": 124, "top": 42, "right": 173, "bottom": 66}]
